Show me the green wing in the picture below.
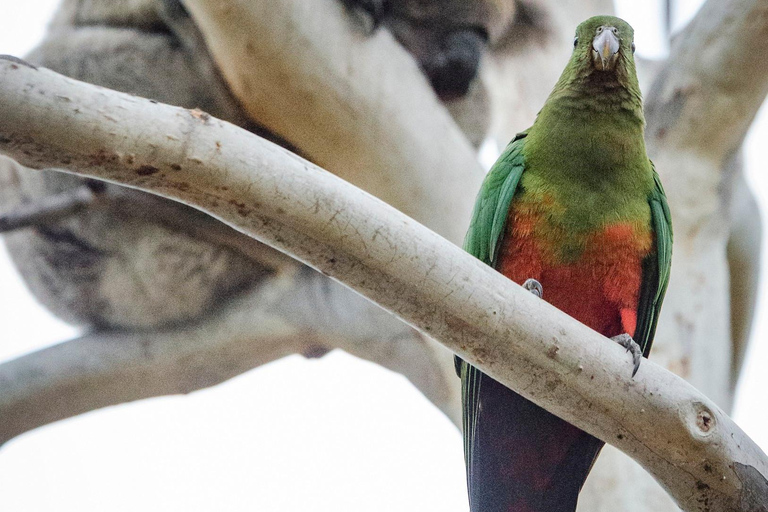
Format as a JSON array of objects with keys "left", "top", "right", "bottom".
[
  {"left": 456, "top": 131, "right": 527, "bottom": 481},
  {"left": 633, "top": 162, "right": 673, "bottom": 357},
  {"left": 463, "top": 131, "right": 528, "bottom": 266}
]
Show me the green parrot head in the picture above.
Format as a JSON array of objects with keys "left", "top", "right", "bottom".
[
  {"left": 551, "top": 16, "right": 642, "bottom": 112},
  {"left": 573, "top": 16, "right": 636, "bottom": 73}
]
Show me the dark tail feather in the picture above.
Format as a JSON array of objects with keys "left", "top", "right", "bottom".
[{"left": 466, "top": 370, "right": 603, "bottom": 512}]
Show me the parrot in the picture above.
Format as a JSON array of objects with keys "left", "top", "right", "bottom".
[{"left": 455, "top": 15, "right": 673, "bottom": 512}]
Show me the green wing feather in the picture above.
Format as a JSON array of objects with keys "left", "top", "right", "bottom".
[
  {"left": 633, "top": 162, "right": 673, "bottom": 357},
  {"left": 456, "top": 131, "right": 527, "bottom": 481},
  {"left": 463, "top": 131, "right": 528, "bottom": 267}
]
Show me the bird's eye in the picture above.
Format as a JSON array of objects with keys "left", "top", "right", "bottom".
[
  {"left": 631, "top": 42, "right": 636, "bottom": 53},
  {"left": 573, "top": 36, "right": 578, "bottom": 48}
]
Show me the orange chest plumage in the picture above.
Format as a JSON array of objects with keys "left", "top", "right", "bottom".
[{"left": 496, "top": 200, "right": 653, "bottom": 338}]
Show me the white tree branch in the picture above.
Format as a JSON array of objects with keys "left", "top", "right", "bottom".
[
  {"left": 0, "top": 57, "right": 766, "bottom": 511},
  {"left": 642, "top": 0, "right": 768, "bottom": 414},
  {"left": 180, "top": 0, "right": 484, "bottom": 246},
  {"left": 0, "top": 264, "right": 459, "bottom": 445},
  {"left": 646, "top": 0, "right": 768, "bottom": 161}
]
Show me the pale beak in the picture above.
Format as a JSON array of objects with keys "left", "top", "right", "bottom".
[{"left": 592, "top": 27, "right": 620, "bottom": 71}]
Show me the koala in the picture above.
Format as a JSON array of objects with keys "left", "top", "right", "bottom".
[
  {"left": 0, "top": 0, "right": 518, "bottom": 331},
  {"left": 343, "top": 0, "right": 553, "bottom": 145},
  {"left": 343, "top": 0, "right": 520, "bottom": 99}
]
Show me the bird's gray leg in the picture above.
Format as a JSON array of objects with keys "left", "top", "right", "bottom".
[
  {"left": 611, "top": 333, "right": 642, "bottom": 377},
  {"left": 522, "top": 278, "right": 543, "bottom": 299}
]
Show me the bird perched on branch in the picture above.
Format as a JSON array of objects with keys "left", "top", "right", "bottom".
[{"left": 456, "top": 15, "right": 672, "bottom": 512}]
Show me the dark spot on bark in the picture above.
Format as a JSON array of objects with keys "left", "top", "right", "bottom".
[
  {"left": 136, "top": 165, "right": 159, "bottom": 176},
  {"left": 166, "top": 182, "right": 190, "bottom": 193},
  {"left": 697, "top": 409, "right": 714, "bottom": 433},
  {"left": 90, "top": 150, "right": 119, "bottom": 166},
  {"left": 617, "top": 434, "right": 624, "bottom": 440},
  {"left": 694, "top": 479, "right": 712, "bottom": 512},
  {"left": 303, "top": 345, "right": 330, "bottom": 359},
  {"left": 228, "top": 198, "right": 249, "bottom": 216},
  {"left": 170, "top": 163, "right": 182, "bottom": 171},
  {"left": 547, "top": 345, "right": 559, "bottom": 359},
  {"left": 704, "top": 463, "right": 713, "bottom": 473},
  {"left": 0, "top": 136, "right": 11, "bottom": 144}
]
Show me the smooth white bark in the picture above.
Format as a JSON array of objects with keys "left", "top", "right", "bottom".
[{"left": 181, "top": 0, "right": 484, "bottom": 246}]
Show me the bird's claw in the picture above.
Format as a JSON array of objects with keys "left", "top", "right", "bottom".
[
  {"left": 523, "top": 278, "right": 543, "bottom": 299},
  {"left": 341, "top": 0, "right": 389, "bottom": 33},
  {"left": 611, "top": 333, "right": 642, "bottom": 377}
]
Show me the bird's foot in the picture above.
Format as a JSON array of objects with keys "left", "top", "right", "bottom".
[
  {"left": 522, "top": 278, "right": 543, "bottom": 299},
  {"left": 341, "top": 0, "right": 389, "bottom": 33},
  {"left": 611, "top": 333, "right": 642, "bottom": 377}
]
